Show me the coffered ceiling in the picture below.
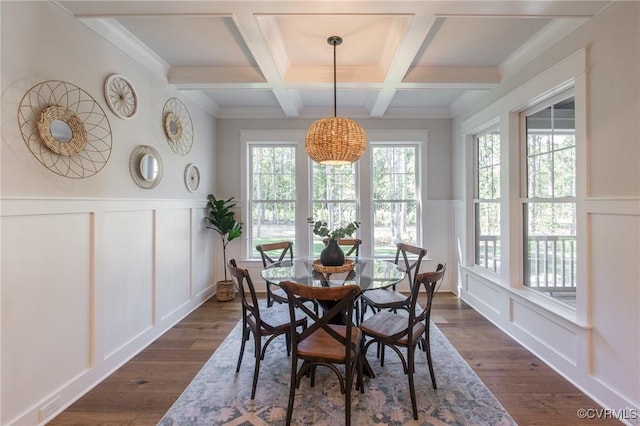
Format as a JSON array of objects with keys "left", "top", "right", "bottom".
[{"left": 57, "top": 1, "right": 611, "bottom": 119}]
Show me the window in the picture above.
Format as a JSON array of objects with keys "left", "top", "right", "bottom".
[
  {"left": 372, "top": 145, "right": 419, "bottom": 257},
  {"left": 310, "top": 163, "right": 358, "bottom": 256},
  {"left": 474, "top": 128, "right": 501, "bottom": 272},
  {"left": 244, "top": 131, "right": 426, "bottom": 259},
  {"left": 249, "top": 145, "right": 297, "bottom": 257},
  {"left": 522, "top": 93, "right": 576, "bottom": 301}
]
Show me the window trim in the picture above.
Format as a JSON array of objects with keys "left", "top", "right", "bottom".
[
  {"left": 520, "top": 89, "right": 577, "bottom": 296},
  {"left": 460, "top": 48, "right": 587, "bottom": 324}
]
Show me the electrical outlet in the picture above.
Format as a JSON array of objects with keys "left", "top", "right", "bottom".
[{"left": 39, "top": 396, "right": 60, "bottom": 421}]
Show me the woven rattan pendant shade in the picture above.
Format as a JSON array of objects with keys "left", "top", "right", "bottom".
[{"left": 305, "top": 36, "right": 367, "bottom": 165}]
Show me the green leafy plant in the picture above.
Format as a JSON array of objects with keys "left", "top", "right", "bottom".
[
  {"left": 307, "top": 217, "right": 360, "bottom": 241},
  {"left": 206, "top": 194, "right": 243, "bottom": 282}
]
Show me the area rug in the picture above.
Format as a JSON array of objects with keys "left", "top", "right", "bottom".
[{"left": 158, "top": 309, "right": 517, "bottom": 426}]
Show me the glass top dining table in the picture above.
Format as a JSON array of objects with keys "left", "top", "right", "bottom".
[{"left": 260, "top": 256, "right": 407, "bottom": 291}]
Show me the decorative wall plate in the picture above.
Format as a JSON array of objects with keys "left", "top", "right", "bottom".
[
  {"left": 104, "top": 73, "right": 138, "bottom": 119},
  {"left": 184, "top": 163, "right": 200, "bottom": 192},
  {"left": 130, "top": 145, "right": 163, "bottom": 189},
  {"left": 162, "top": 97, "right": 193, "bottom": 156},
  {"left": 17, "top": 80, "right": 112, "bottom": 179}
]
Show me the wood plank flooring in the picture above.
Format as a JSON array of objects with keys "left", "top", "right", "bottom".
[{"left": 49, "top": 293, "right": 620, "bottom": 425}]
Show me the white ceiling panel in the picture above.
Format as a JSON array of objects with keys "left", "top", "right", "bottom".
[{"left": 57, "top": 0, "right": 612, "bottom": 119}]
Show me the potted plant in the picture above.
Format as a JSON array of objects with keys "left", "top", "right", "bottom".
[
  {"left": 307, "top": 217, "right": 360, "bottom": 266},
  {"left": 206, "top": 194, "right": 243, "bottom": 301}
]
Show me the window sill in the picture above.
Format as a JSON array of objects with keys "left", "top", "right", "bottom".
[{"left": 461, "top": 265, "right": 589, "bottom": 330}]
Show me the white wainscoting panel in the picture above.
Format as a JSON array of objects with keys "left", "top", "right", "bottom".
[
  {"left": 511, "top": 299, "right": 578, "bottom": 365},
  {"left": 1, "top": 213, "right": 92, "bottom": 423},
  {"left": 589, "top": 212, "right": 640, "bottom": 404},
  {"left": 466, "top": 274, "right": 502, "bottom": 318},
  {"left": 101, "top": 210, "right": 155, "bottom": 359},
  {"left": 156, "top": 208, "right": 191, "bottom": 321}
]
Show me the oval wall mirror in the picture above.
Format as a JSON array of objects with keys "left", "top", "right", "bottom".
[
  {"left": 50, "top": 119, "right": 73, "bottom": 143},
  {"left": 139, "top": 153, "right": 159, "bottom": 182}
]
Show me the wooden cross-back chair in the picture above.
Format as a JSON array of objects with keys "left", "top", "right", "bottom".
[
  {"left": 359, "top": 242, "right": 427, "bottom": 323},
  {"left": 256, "top": 241, "right": 294, "bottom": 307},
  {"left": 359, "top": 263, "right": 446, "bottom": 420},
  {"left": 227, "top": 259, "right": 307, "bottom": 399},
  {"left": 280, "top": 281, "right": 363, "bottom": 426}
]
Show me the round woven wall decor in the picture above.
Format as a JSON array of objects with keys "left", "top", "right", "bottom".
[
  {"left": 17, "top": 80, "right": 112, "bottom": 179},
  {"left": 162, "top": 97, "right": 193, "bottom": 156},
  {"left": 36, "top": 106, "right": 87, "bottom": 155},
  {"left": 104, "top": 73, "right": 138, "bottom": 119}
]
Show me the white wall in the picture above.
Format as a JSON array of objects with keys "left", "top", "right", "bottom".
[
  {"left": 451, "top": 2, "right": 639, "bottom": 421},
  {"left": 1, "top": 2, "right": 218, "bottom": 425}
]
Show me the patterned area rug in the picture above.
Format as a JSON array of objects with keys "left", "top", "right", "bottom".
[{"left": 158, "top": 309, "right": 517, "bottom": 426}]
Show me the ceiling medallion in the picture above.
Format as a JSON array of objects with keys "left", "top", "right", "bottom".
[{"left": 305, "top": 36, "right": 367, "bottom": 165}]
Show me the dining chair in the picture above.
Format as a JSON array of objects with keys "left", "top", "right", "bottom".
[
  {"left": 256, "top": 241, "right": 294, "bottom": 307},
  {"left": 359, "top": 242, "right": 427, "bottom": 324},
  {"left": 322, "top": 238, "right": 362, "bottom": 257},
  {"left": 227, "top": 259, "right": 307, "bottom": 399},
  {"left": 279, "top": 281, "right": 363, "bottom": 426},
  {"left": 359, "top": 264, "right": 446, "bottom": 420}
]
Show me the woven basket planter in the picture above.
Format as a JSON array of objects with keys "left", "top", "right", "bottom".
[{"left": 216, "top": 280, "right": 236, "bottom": 302}]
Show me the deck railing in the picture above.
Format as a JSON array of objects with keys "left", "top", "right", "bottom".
[
  {"left": 476, "top": 235, "right": 576, "bottom": 292},
  {"left": 526, "top": 235, "right": 576, "bottom": 291}
]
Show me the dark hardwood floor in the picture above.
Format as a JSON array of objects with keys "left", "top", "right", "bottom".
[{"left": 49, "top": 293, "right": 619, "bottom": 425}]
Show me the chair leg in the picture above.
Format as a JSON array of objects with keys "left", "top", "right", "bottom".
[
  {"left": 345, "top": 371, "right": 352, "bottom": 426},
  {"left": 408, "top": 345, "right": 418, "bottom": 420},
  {"left": 236, "top": 325, "right": 249, "bottom": 373},
  {"left": 286, "top": 357, "right": 298, "bottom": 426},
  {"left": 285, "top": 331, "right": 291, "bottom": 357},
  {"left": 266, "top": 285, "right": 273, "bottom": 307},
  {"left": 251, "top": 332, "right": 261, "bottom": 399},
  {"left": 425, "top": 333, "right": 437, "bottom": 389}
]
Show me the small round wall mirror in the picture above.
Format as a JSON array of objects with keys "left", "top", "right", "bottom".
[
  {"left": 139, "top": 153, "right": 159, "bottom": 182},
  {"left": 50, "top": 119, "right": 73, "bottom": 143},
  {"left": 130, "top": 145, "right": 163, "bottom": 189}
]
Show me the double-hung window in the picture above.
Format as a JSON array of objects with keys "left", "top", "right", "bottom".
[
  {"left": 474, "top": 128, "right": 501, "bottom": 272},
  {"left": 249, "top": 144, "right": 297, "bottom": 257},
  {"left": 371, "top": 144, "right": 419, "bottom": 257},
  {"left": 522, "top": 91, "right": 576, "bottom": 299},
  {"left": 310, "top": 163, "right": 357, "bottom": 256}
]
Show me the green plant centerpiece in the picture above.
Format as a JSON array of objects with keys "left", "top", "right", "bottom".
[
  {"left": 206, "top": 194, "right": 243, "bottom": 300},
  {"left": 307, "top": 217, "right": 360, "bottom": 266}
]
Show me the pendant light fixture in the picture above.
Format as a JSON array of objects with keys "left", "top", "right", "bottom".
[{"left": 305, "top": 36, "right": 367, "bottom": 165}]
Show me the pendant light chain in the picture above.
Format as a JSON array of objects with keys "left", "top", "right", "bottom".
[
  {"left": 304, "top": 35, "right": 367, "bottom": 165},
  {"left": 333, "top": 39, "right": 337, "bottom": 117}
]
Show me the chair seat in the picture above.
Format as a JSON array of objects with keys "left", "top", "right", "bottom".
[
  {"left": 298, "top": 325, "right": 362, "bottom": 362},
  {"left": 361, "top": 288, "right": 407, "bottom": 309},
  {"left": 359, "top": 311, "right": 425, "bottom": 346},
  {"left": 258, "top": 303, "right": 307, "bottom": 331}
]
